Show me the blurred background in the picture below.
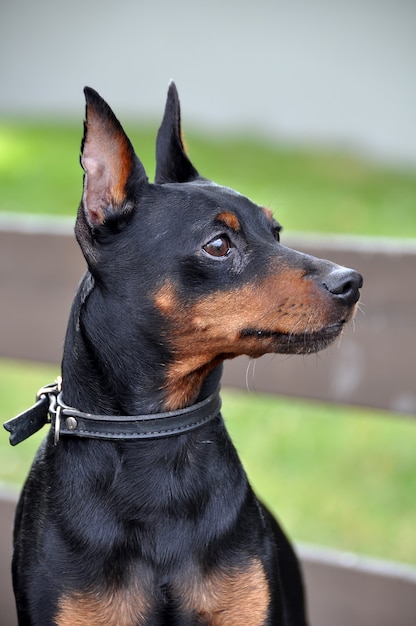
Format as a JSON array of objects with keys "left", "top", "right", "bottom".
[
  {"left": 1, "top": 1, "right": 416, "bottom": 624},
  {"left": 1, "top": 0, "right": 415, "bottom": 164}
]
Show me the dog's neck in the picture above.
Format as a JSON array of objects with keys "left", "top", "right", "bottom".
[{"left": 61, "top": 272, "right": 223, "bottom": 416}]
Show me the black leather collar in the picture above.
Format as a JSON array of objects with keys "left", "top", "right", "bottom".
[{"left": 4, "top": 379, "right": 222, "bottom": 446}]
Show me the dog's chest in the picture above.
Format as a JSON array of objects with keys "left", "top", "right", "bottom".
[{"left": 54, "top": 558, "right": 270, "bottom": 626}]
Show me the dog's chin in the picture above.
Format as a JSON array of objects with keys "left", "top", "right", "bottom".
[{"left": 241, "top": 321, "right": 345, "bottom": 356}]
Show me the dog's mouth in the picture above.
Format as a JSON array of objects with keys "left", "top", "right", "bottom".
[{"left": 240, "top": 321, "right": 345, "bottom": 355}]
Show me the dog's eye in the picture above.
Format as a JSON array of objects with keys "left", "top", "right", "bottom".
[
  {"left": 273, "top": 226, "right": 281, "bottom": 242},
  {"left": 203, "top": 235, "right": 232, "bottom": 257}
]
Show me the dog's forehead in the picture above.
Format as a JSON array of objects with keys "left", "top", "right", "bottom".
[
  {"left": 163, "top": 178, "right": 244, "bottom": 198},
  {"left": 156, "top": 179, "right": 271, "bottom": 224},
  {"left": 187, "top": 179, "right": 243, "bottom": 197}
]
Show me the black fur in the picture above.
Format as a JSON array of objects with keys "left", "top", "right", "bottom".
[{"left": 11, "top": 83, "right": 362, "bottom": 625}]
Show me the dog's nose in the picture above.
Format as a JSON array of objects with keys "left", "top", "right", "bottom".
[{"left": 322, "top": 267, "right": 363, "bottom": 306}]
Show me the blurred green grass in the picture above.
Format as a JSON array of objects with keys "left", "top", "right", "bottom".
[
  {"left": 1, "top": 359, "right": 415, "bottom": 565},
  {"left": 1, "top": 120, "right": 415, "bottom": 236}
]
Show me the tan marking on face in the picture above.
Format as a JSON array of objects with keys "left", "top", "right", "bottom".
[
  {"left": 262, "top": 207, "right": 274, "bottom": 223},
  {"left": 179, "top": 558, "right": 270, "bottom": 625},
  {"left": 216, "top": 211, "right": 241, "bottom": 232},
  {"left": 155, "top": 265, "right": 350, "bottom": 409},
  {"left": 55, "top": 584, "right": 151, "bottom": 626},
  {"left": 154, "top": 280, "right": 178, "bottom": 313}
]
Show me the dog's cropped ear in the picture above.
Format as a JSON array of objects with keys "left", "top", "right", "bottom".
[
  {"left": 155, "top": 81, "right": 200, "bottom": 184},
  {"left": 79, "top": 87, "right": 148, "bottom": 229}
]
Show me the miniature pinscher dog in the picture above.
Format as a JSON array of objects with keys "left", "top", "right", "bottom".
[{"left": 6, "top": 83, "right": 362, "bottom": 625}]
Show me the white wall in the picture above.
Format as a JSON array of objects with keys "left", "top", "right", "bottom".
[{"left": 1, "top": 0, "right": 415, "bottom": 164}]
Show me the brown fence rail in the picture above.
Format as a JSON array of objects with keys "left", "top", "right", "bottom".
[{"left": 1, "top": 219, "right": 415, "bottom": 625}]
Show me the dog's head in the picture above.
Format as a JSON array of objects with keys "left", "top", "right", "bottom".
[{"left": 75, "top": 84, "right": 362, "bottom": 409}]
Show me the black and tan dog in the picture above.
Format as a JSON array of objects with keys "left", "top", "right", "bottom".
[{"left": 6, "top": 84, "right": 362, "bottom": 625}]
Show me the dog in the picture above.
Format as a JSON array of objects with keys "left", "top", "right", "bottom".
[{"left": 5, "top": 83, "right": 362, "bottom": 625}]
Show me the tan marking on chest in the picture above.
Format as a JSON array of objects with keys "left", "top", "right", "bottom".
[
  {"left": 55, "top": 585, "right": 151, "bottom": 626},
  {"left": 180, "top": 558, "right": 270, "bottom": 626}
]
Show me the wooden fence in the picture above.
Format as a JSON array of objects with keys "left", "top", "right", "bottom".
[{"left": 1, "top": 218, "right": 415, "bottom": 625}]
